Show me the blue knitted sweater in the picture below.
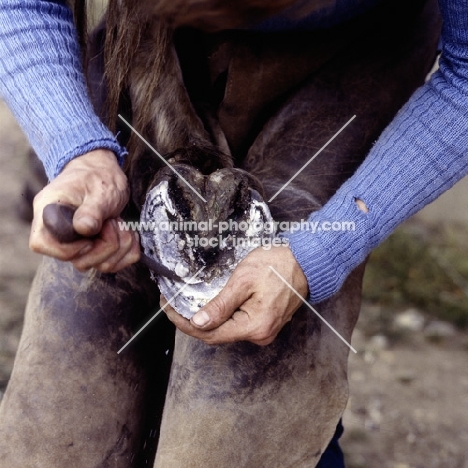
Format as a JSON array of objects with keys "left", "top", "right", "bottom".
[{"left": 0, "top": 0, "right": 467, "bottom": 303}]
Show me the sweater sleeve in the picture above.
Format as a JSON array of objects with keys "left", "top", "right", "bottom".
[
  {"left": 0, "top": 0, "right": 126, "bottom": 180},
  {"left": 287, "top": 0, "right": 468, "bottom": 303}
]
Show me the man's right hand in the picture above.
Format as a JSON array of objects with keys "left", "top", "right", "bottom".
[{"left": 30, "top": 149, "right": 141, "bottom": 273}]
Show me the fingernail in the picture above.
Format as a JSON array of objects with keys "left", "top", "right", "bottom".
[{"left": 192, "top": 310, "right": 210, "bottom": 327}]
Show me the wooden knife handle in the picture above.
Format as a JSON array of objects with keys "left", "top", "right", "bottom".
[{"left": 42, "top": 203, "right": 83, "bottom": 243}]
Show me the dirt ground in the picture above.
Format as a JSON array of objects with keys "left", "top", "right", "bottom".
[{"left": 0, "top": 100, "right": 467, "bottom": 468}]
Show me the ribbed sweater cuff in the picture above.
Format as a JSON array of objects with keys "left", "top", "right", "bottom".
[
  {"left": 286, "top": 193, "right": 371, "bottom": 303},
  {"left": 43, "top": 119, "right": 127, "bottom": 180}
]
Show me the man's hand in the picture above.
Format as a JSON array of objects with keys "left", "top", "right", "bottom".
[
  {"left": 162, "top": 245, "right": 309, "bottom": 346},
  {"left": 30, "top": 149, "right": 140, "bottom": 273}
]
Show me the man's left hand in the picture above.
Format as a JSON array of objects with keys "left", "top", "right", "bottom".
[{"left": 162, "top": 245, "right": 308, "bottom": 346}]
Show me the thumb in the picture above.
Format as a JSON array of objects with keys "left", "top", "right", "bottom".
[{"left": 191, "top": 277, "right": 252, "bottom": 330}]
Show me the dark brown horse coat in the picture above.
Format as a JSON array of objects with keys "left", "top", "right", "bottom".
[{"left": 0, "top": 0, "right": 441, "bottom": 466}]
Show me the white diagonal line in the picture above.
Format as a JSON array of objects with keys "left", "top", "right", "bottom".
[
  {"left": 268, "top": 266, "right": 357, "bottom": 353},
  {"left": 117, "top": 266, "right": 206, "bottom": 354},
  {"left": 118, "top": 114, "right": 207, "bottom": 203},
  {"left": 268, "top": 115, "right": 356, "bottom": 203}
]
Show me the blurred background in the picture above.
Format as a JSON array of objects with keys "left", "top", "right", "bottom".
[{"left": 0, "top": 3, "right": 467, "bottom": 466}]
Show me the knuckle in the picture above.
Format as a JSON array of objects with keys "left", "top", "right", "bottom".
[
  {"left": 253, "top": 337, "right": 275, "bottom": 347},
  {"left": 262, "top": 335, "right": 276, "bottom": 346},
  {"left": 32, "top": 187, "right": 49, "bottom": 207},
  {"left": 255, "top": 332, "right": 271, "bottom": 343},
  {"left": 29, "top": 237, "right": 42, "bottom": 253},
  {"left": 120, "top": 231, "right": 134, "bottom": 250},
  {"left": 58, "top": 252, "right": 76, "bottom": 262},
  {"left": 230, "top": 273, "right": 254, "bottom": 294},
  {"left": 116, "top": 174, "right": 129, "bottom": 192},
  {"left": 210, "top": 296, "right": 228, "bottom": 318},
  {"left": 128, "top": 250, "right": 141, "bottom": 265},
  {"left": 103, "top": 239, "right": 121, "bottom": 256},
  {"left": 98, "top": 262, "right": 113, "bottom": 273},
  {"left": 32, "top": 192, "right": 43, "bottom": 209},
  {"left": 203, "top": 337, "right": 220, "bottom": 346},
  {"left": 252, "top": 325, "right": 275, "bottom": 344},
  {"left": 72, "top": 261, "right": 90, "bottom": 273},
  {"left": 109, "top": 178, "right": 129, "bottom": 208}
]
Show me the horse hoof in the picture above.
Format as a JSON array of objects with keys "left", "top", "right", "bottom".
[{"left": 140, "top": 163, "right": 275, "bottom": 319}]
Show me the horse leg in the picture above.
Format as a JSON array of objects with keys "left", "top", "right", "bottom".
[{"left": 0, "top": 256, "right": 175, "bottom": 467}]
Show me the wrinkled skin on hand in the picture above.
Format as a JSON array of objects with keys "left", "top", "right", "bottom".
[
  {"left": 162, "top": 245, "right": 308, "bottom": 346},
  {"left": 30, "top": 149, "right": 140, "bottom": 273}
]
